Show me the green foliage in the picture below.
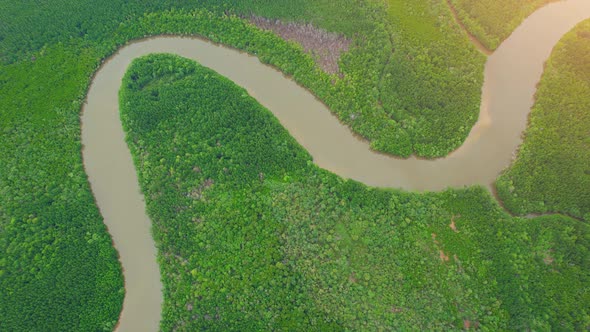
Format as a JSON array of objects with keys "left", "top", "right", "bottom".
[
  {"left": 450, "top": 0, "right": 556, "bottom": 50},
  {"left": 0, "top": 44, "right": 123, "bottom": 331},
  {"left": 442, "top": 189, "right": 590, "bottom": 330},
  {"left": 380, "top": 0, "right": 485, "bottom": 156},
  {"left": 497, "top": 20, "right": 590, "bottom": 219},
  {"left": 1, "top": 1, "right": 586, "bottom": 330},
  {"left": 0, "top": 0, "right": 488, "bottom": 157},
  {"left": 121, "top": 54, "right": 590, "bottom": 330},
  {"left": 121, "top": 54, "right": 329, "bottom": 330},
  {"left": 1, "top": 5, "right": 383, "bottom": 329},
  {"left": 0, "top": 5, "right": 392, "bottom": 330}
]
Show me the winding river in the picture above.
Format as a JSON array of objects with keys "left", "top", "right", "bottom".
[{"left": 81, "top": 0, "right": 590, "bottom": 330}]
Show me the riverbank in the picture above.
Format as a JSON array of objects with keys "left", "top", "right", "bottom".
[
  {"left": 81, "top": 2, "right": 590, "bottom": 326},
  {"left": 114, "top": 52, "right": 589, "bottom": 330}
]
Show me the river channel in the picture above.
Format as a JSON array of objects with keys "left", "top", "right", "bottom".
[{"left": 80, "top": 0, "right": 590, "bottom": 330}]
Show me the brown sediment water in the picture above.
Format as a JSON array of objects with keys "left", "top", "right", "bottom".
[{"left": 80, "top": 1, "right": 590, "bottom": 330}]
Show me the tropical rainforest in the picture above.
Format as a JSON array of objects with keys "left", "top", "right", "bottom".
[
  {"left": 121, "top": 54, "right": 589, "bottom": 330},
  {"left": 497, "top": 20, "right": 590, "bottom": 221},
  {"left": 0, "top": 0, "right": 588, "bottom": 331},
  {"left": 449, "top": 0, "right": 556, "bottom": 50},
  {"left": 2, "top": 0, "right": 545, "bottom": 157}
]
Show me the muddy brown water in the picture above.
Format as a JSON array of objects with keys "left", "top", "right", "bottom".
[{"left": 80, "top": 1, "right": 590, "bottom": 330}]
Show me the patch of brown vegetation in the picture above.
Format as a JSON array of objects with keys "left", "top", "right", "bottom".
[
  {"left": 348, "top": 272, "right": 357, "bottom": 283},
  {"left": 433, "top": 233, "right": 450, "bottom": 262},
  {"left": 543, "top": 255, "right": 554, "bottom": 265},
  {"left": 188, "top": 178, "right": 214, "bottom": 200},
  {"left": 463, "top": 319, "right": 480, "bottom": 330},
  {"left": 249, "top": 16, "right": 351, "bottom": 74},
  {"left": 450, "top": 214, "right": 461, "bottom": 232},
  {"left": 390, "top": 306, "right": 403, "bottom": 313},
  {"left": 543, "top": 249, "right": 555, "bottom": 265},
  {"left": 163, "top": 251, "right": 189, "bottom": 266},
  {"left": 463, "top": 319, "right": 471, "bottom": 329}
]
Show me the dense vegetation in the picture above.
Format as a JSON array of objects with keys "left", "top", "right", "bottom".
[
  {"left": 0, "top": 44, "right": 123, "bottom": 330},
  {"left": 450, "top": 0, "right": 555, "bottom": 50},
  {"left": 0, "top": 0, "right": 488, "bottom": 157},
  {"left": 235, "top": 0, "right": 489, "bottom": 157},
  {"left": 121, "top": 54, "right": 590, "bottom": 330},
  {"left": 0, "top": 5, "right": 489, "bottom": 327},
  {"left": 1, "top": 1, "right": 584, "bottom": 330},
  {"left": 0, "top": 6, "right": 353, "bottom": 329},
  {"left": 497, "top": 20, "right": 590, "bottom": 220},
  {"left": 379, "top": 0, "right": 485, "bottom": 156}
]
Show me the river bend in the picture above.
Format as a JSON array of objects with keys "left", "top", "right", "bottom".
[{"left": 80, "top": 1, "right": 590, "bottom": 330}]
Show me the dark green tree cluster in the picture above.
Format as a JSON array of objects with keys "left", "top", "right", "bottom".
[
  {"left": 0, "top": 45, "right": 123, "bottom": 331},
  {"left": 120, "top": 54, "right": 590, "bottom": 330},
  {"left": 121, "top": 54, "right": 332, "bottom": 330},
  {"left": 376, "top": 0, "right": 485, "bottom": 156},
  {"left": 0, "top": 5, "right": 368, "bottom": 330},
  {"left": 497, "top": 19, "right": 590, "bottom": 220},
  {"left": 1, "top": 1, "right": 586, "bottom": 330},
  {"left": 1, "top": 0, "right": 488, "bottom": 157}
]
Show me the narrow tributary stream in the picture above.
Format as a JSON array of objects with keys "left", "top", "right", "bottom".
[{"left": 81, "top": 1, "right": 590, "bottom": 330}]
